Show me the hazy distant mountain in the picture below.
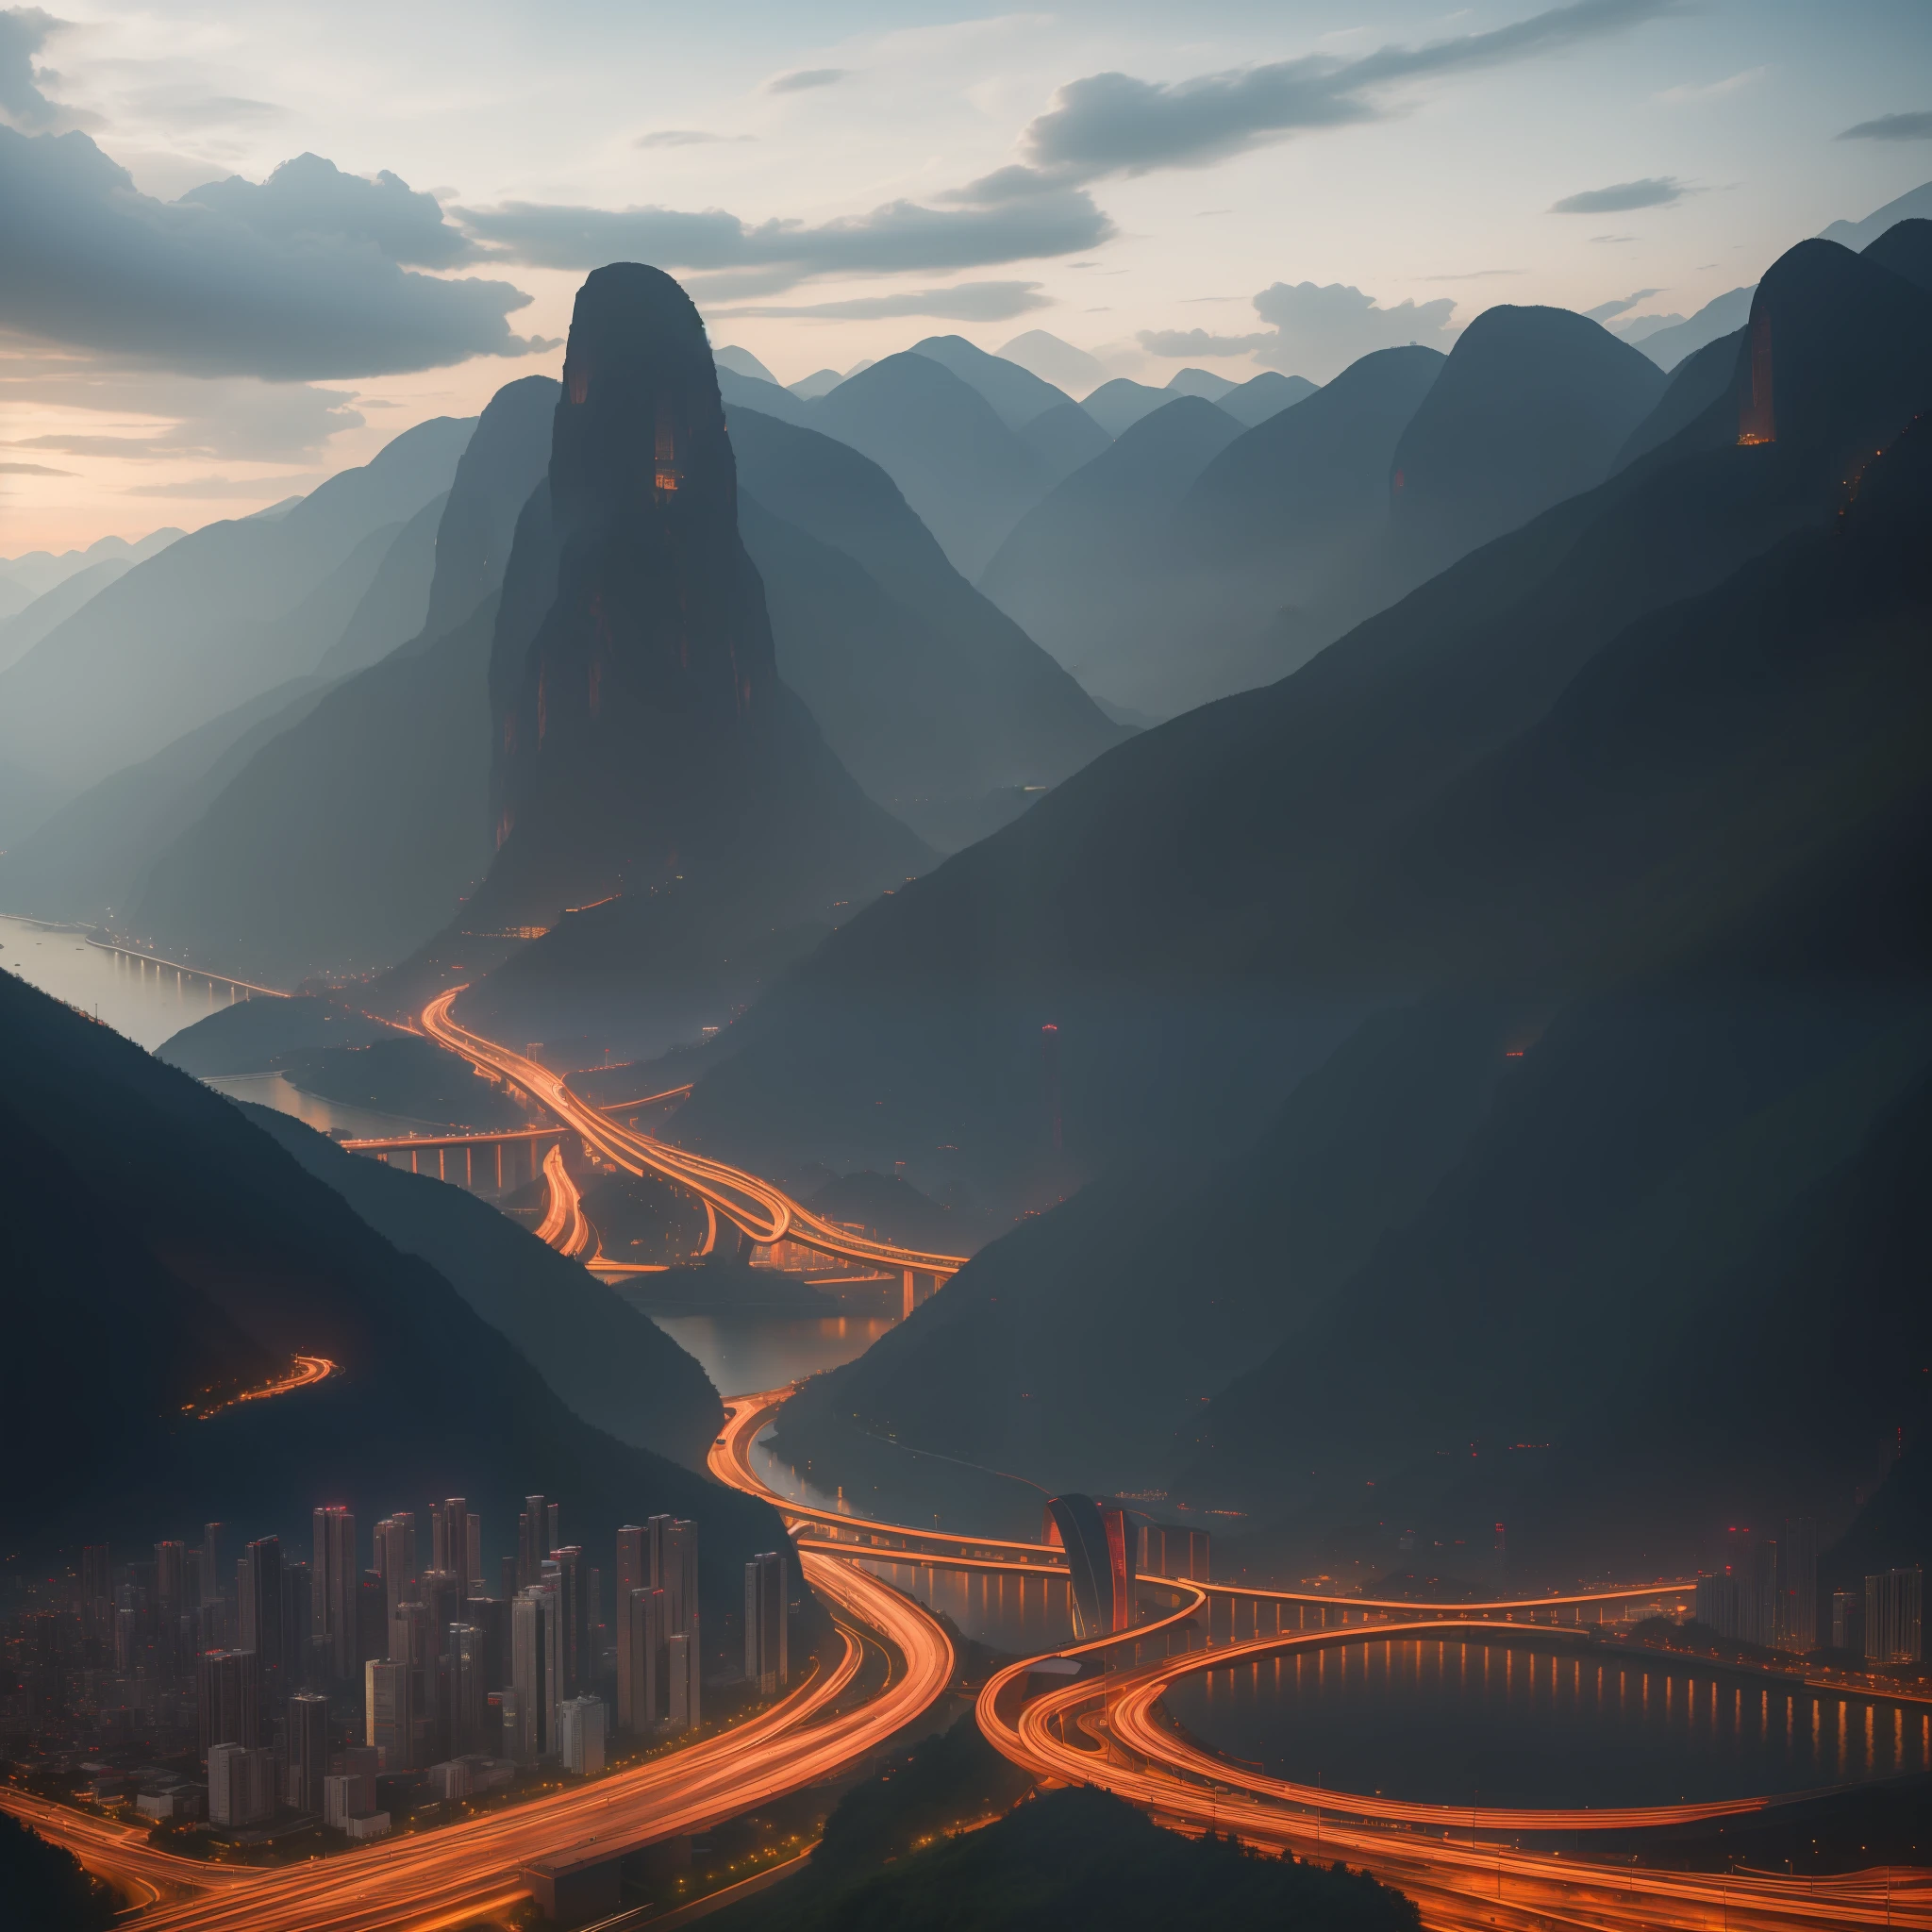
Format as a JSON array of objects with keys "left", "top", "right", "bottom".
[
  {"left": 714, "top": 343, "right": 779, "bottom": 384},
  {"left": 1818, "top": 177, "right": 1932, "bottom": 252},
  {"left": 1014, "top": 400, "right": 1112, "bottom": 486},
  {"left": 908, "top": 334, "right": 1073, "bottom": 428},
  {"left": 0, "top": 674, "right": 332, "bottom": 925},
  {"left": 0, "top": 557, "right": 130, "bottom": 673},
  {"left": 728, "top": 405, "right": 1125, "bottom": 845},
  {"left": 1864, "top": 216, "right": 1932, "bottom": 292},
  {"left": 1162, "top": 366, "right": 1236, "bottom": 400},
  {"left": 0, "top": 962, "right": 793, "bottom": 1621},
  {"left": 314, "top": 488, "right": 447, "bottom": 677},
  {"left": 1630, "top": 286, "right": 1756, "bottom": 370},
  {"left": 979, "top": 396, "right": 1243, "bottom": 701},
  {"left": 789, "top": 367, "right": 847, "bottom": 399},
  {"left": 809, "top": 352, "right": 1053, "bottom": 576},
  {"left": 996, "top": 329, "right": 1108, "bottom": 395},
  {"left": 686, "top": 237, "right": 1932, "bottom": 1567},
  {"left": 0, "top": 525, "right": 181, "bottom": 602},
  {"left": 1219, "top": 371, "right": 1318, "bottom": 426},
  {"left": 120, "top": 378, "right": 559, "bottom": 985},
  {"left": 1386, "top": 304, "right": 1664, "bottom": 586},
  {"left": 1079, "top": 376, "right": 1181, "bottom": 436},
  {"left": 0, "top": 417, "right": 472, "bottom": 816},
  {"left": 414, "top": 265, "right": 925, "bottom": 1058},
  {"left": 1615, "top": 327, "right": 1744, "bottom": 468},
  {"left": 716, "top": 362, "right": 816, "bottom": 424}
]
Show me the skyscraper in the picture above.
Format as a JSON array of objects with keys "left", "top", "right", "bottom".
[
  {"left": 548, "top": 1547, "right": 587, "bottom": 1695},
  {"left": 616, "top": 1525, "right": 648, "bottom": 1601},
  {"left": 617, "top": 1586, "right": 665, "bottom": 1734},
  {"left": 196, "top": 1648, "right": 261, "bottom": 1765},
  {"left": 434, "top": 1501, "right": 470, "bottom": 1604},
  {"left": 200, "top": 1525, "right": 223, "bottom": 1603},
  {"left": 208, "top": 1742, "right": 275, "bottom": 1828},
  {"left": 375, "top": 1514, "right": 418, "bottom": 1624},
  {"left": 657, "top": 1519, "right": 697, "bottom": 1640},
  {"left": 286, "top": 1690, "right": 329, "bottom": 1813},
  {"left": 312, "top": 1507, "right": 358, "bottom": 1682},
  {"left": 558, "top": 1696, "right": 606, "bottom": 1775},
  {"left": 518, "top": 1496, "right": 546, "bottom": 1591},
  {"left": 155, "top": 1541, "right": 186, "bottom": 1615},
  {"left": 511, "top": 1586, "right": 562, "bottom": 1759},
  {"left": 1866, "top": 1568, "right": 1924, "bottom": 1664},
  {"left": 449, "top": 1624, "right": 488, "bottom": 1757},
  {"left": 467, "top": 1512, "right": 483, "bottom": 1594},
  {"left": 666, "top": 1632, "right": 696, "bottom": 1732},
  {"left": 364, "top": 1658, "right": 417, "bottom": 1772},
  {"left": 744, "top": 1554, "right": 788, "bottom": 1696},
  {"left": 245, "top": 1537, "right": 283, "bottom": 1682}
]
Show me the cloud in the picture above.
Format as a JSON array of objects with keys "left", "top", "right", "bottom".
[
  {"left": 0, "top": 458, "right": 70, "bottom": 473},
  {"left": 1140, "top": 278, "right": 1458, "bottom": 382},
  {"left": 0, "top": 5, "right": 86, "bottom": 129},
  {"left": 120, "top": 85, "right": 286, "bottom": 128},
  {"left": 1550, "top": 175, "right": 1687, "bottom": 213},
  {"left": 0, "top": 126, "right": 553, "bottom": 379},
  {"left": 766, "top": 68, "right": 850, "bottom": 93},
  {"left": 635, "top": 128, "right": 754, "bottom": 149},
  {"left": 1655, "top": 66, "right": 1763, "bottom": 103},
  {"left": 457, "top": 187, "right": 1113, "bottom": 294},
  {"left": 1836, "top": 110, "right": 1932, "bottom": 142},
  {"left": 1583, "top": 286, "right": 1661, "bottom": 321},
  {"left": 710, "top": 279, "right": 1051, "bottom": 322},
  {"left": 180, "top": 151, "right": 481, "bottom": 268},
  {"left": 1008, "top": 0, "right": 1676, "bottom": 186}
]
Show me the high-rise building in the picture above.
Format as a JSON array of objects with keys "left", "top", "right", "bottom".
[
  {"left": 744, "top": 1554, "right": 788, "bottom": 1696},
  {"left": 1778, "top": 1518, "right": 1818, "bottom": 1652},
  {"left": 657, "top": 1519, "right": 697, "bottom": 1640},
  {"left": 365, "top": 1657, "right": 418, "bottom": 1772},
  {"left": 207, "top": 1742, "right": 275, "bottom": 1828},
  {"left": 155, "top": 1541, "right": 186, "bottom": 1614},
  {"left": 1694, "top": 1572, "right": 1740, "bottom": 1638},
  {"left": 547, "top": 1503, "right": 560, "bottom": 1555},
  {"left": 196, "top": 1649, "right": 261, "bottom": 1765},
  {"left": 548, "top": 1548, "right": 587, "bottom": 1695},
  {"left": 434, "top": 1501, "right": 470, "bottom": 1603},
  {"left": 518, "top": 1497, "right": 547, "bottom": 1591},
  {"left": 616, "top": 1525, "right": 648, "bottom": 1602},
  {"left": 449, "top": 1624, "right": 488, "bottom": 1757},
  {"left": 245, "top": 1537, "right": 283, "bottom": 1682},
  {"left": 558, "top": 1696, "right": 606, "bottom": 1775},
  {"left": 286, "top": 1691, "right": 329, "bottom": 1813},
  {"left": 617, "top": 1587, "right": 665, "bottom": 1733},
  {"left": 312, "top": 1507, "right": 358, "bottom": 1681},
  {"left": 511, "top": 1586, "right": 562, "bottom": 1759},
  {"left": 200, "top": 1525, "right": 223, "bottom": 1603},
  {"left": 280, "top": 1563, "right": 312, "bottom": 1690},
  {"left": 467, "top": 1513, "right": 483, "bottom": 1594},
  {"left": 1738, "top": 1540, "right": 1779, "bottom": 1648},
  {"left": 666, "top": 1631, "right": 697, "bottom": 1732},
  {"left": 466, "top": 1595, "right": 510, "bottom": 1696},
  {"left": 1832, "top": 1588, "right": 1864, "bottom": 1653},
  {"left": 1865, "top": 1568, "right": 1924, "bottom": 1664},
  {"left": 375, "top": 1515, "right": 418, "bottom": 1624}
]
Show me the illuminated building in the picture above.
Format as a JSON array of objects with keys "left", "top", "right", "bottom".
[
  {"left": 1865, "top": 1567, "right": 1923, "bottom": 1664},
  {"left": 616, "top": 1524, "right": 648, "bottom": 1602},
  {"left": 434, "top": 1499, "right": 471, "bottom": 1602},
  {"left": 558, "top": 1695, "right": 607, "bottom": 1774},
  {"left": 744, "top": 1553, "right": 788, "bottom": 1695},
  {"left": 1832, "top": 1586, "right": 1862, "bottom": 1652},
  {"left": 375, "top": 1513, "right": 418, "bottom": 1624},
  {"left": 1046, "top": 1495, "right": 1136, "bottom": 1641},
  {"left": 666, "top": 1631, "right": 697, "bottom": 1732},
  {"left": 196, "top": 1647, "right": 260, "bottom": 1765},
  {"left": 657, "top": 1518, "right": 698, "bottom": 1641},
  {"left": 286, "top": 1690, "right": 329, "bottom": 1813},
  {"left": 547, "top": 1545, "right": 588, "bottom": 1695},
  {"left": 512, "top": 1585, "right": 562, "bottom": 1758},
  {"left": 450, "top": 1623, "right": 489, "bottom": 1756},
  {"left": 311, "top": 1506, "right": 359, "bottom": 1682},
  {"left": 208, "top": 1741, "right": 275, "bottom": 1828}
]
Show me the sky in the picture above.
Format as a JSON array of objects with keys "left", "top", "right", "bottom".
[{"left": 2, "top": 0, "right": 1929, "bottom": 554}]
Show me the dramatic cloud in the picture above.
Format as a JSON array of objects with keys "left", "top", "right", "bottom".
[
  {"left": 635, "top": 129, "right": 753, "bottom": 149},
  {"left": 1008, "top": 0, "right": 1676, "bottom": 186},
  {"left": 1139, "top": 278, "right": 1458, "bottom": 382},
  {"left": 1550, "top": 175, "right": 1687, "bottom": 213},
  {"left": 181, "top": 152, "right": 480, "bottom": 268},
  {"left": 1837, "top": 110, "right": 1932, "bottom": 142},
  {"left": 457, "top": 187, "right": 1113, "bottom": 293},
  {"left": 0, "top": 5, "right": 81, "bottom": 129},
  {"left": 766, "top": 68, "right": 850, "bottom": 93},
  {"left": 0, "top": 127, "right": 553, "bottom": 379},
  {"left": 710, "top": 280, "right": 1051, "bottom": 322},
  {"left": 1583, "top": 286, "right": 1661, "bottom": 321}
]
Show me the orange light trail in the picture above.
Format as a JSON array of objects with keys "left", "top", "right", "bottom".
[
  {"left": 192, "top": 1355, "right": 335, "bottom": 1420},
  {"left": 532, "top": 1143, "right": 592, "bottom": 1257}
]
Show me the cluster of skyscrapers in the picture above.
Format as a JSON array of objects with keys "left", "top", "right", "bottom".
[
  {"left": 1690, "top": 1520, "right": 1924, "bottom": 1666},
  {"left": 15, "top": 1491, "right": 797, "bottom": 1843}
]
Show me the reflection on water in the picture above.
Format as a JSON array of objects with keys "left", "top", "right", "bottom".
[
  {"left": 207, "top": 1071, "right": 443, "bottom": 1141},
  {"left": 0, "top": 916, "right": 252, "bottom": 1051},
  {"left": 858, "top": 1558, "right": 1075, "bottom": 1656},
  {"left": 646, "top": 1315, "right": 892, "bottom": 1401},
  {"left": 1170, "top": 1635, "right": 1932, "bottom": 1808}
]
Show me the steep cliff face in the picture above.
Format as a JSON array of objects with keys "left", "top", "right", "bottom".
[{"left": 471, "top": 263, "right": 919, "bottom": 939}]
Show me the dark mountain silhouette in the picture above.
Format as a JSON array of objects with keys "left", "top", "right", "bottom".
[
  {"left": 1614, "top": 327, "right": 1741, "bottom": 469},
  {"left": 113, "top": 378, "right": 560, "bottom": 985},
  {"left": 1014, "top": 399, "right": 1113, "bottom": 486},
  {"left": 159, "top": 993, "right": 388, "bottom": 1074},
  {"left": 726, "top": 405, "right": 1124, "bottom": 844},
  {"left": 978, "top": 397, "right": 1244, "bottom": 703},
  {"left": 808, "top": 352, "right": 1051, "bottom": 576},
  {"left": 1630, "top": 285, "right": 1755, "bottom": 370},
  {"left": 0, "top": 416, "right": 472, "bottom": 822},
  {"left": 1386, "top": 305, "right": 1665, "bottom": 585},
  {"left": 0, "top": 963, "right": 787, "bottom": 1619},
  {"left": 715, "top": 361, "right": 816, "bottom": 425},
  {"left": 1221, "top": 370, "right": 1318, "bottom": 426},
  {"left": 1079, "top": 376, "right": 1182, "bottom": 436},
  {"left": 1818, "top": 177, "right": 1932, "bottom": 252},
  {"left": 399, "top": 265, "right": 924, "bottom": 1058},
  {"left": 1863, "top": 216, "right": 1932, "bottom": 293},
  {"left": 315, "top": 486, "right": 447, "bottom": 676},
  {"left": 688, "top": 238, "right": 1932, "bottom": 1570}
]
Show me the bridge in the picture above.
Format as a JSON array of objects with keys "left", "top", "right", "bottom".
[
  {"left": 86, "top": 934, "right": 289, "bottom": 1002},
  {"left": 338, "top": 1124, "right": 565, "bottom": 1194},
  {"left": 422, "top": 991, "right": 970, "bottom": 1312}
]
